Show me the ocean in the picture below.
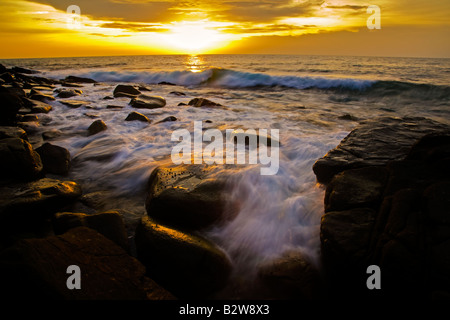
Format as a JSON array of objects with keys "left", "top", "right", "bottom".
[{"left": 1, "top": 54, "right": 449, "bottom": 297}]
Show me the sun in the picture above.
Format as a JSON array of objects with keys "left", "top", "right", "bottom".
[{"left": 160, "top": 20, "right": 233, "bottom": 54}]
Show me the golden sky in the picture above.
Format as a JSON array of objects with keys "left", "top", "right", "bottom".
[{"left": 0, "top": 0, "right": 448, "bottom": 58}]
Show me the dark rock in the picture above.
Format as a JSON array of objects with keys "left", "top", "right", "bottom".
[
  {"left": 113, "top": 85, "right": 141, "bottom": 98},
  {"left": 170, "top": 91, "right": 186, "bottom": 96},
  {"left": 156, "top": 116, "right": 177, "bottom": 124},
  {"left": 138, "top": 85, "right": 152, "bottom": 92},
  {"left": 106, "top": 105, "right": 123, "bottom": 109},
  {"left": 158, "top": 81, "right": 176, "bottom": 86},
  {"left": 79, "top": 191, "right": 111, "bottom": 210},
  {"left": 11, "top": 66, "right": 39, "bottom": 74},
  {"left": 28, "top": 89, "right": 55, "bottom": 102},
  {"left": 60, "top": 82, "right": 84, "bottom": 88},
  {"left": 313, "top": 117, "right": 449, "bottom": 184},
  {"left": 0, "top": 138, "right": 43, "bottom": 181},
  {"left": 257, "top": 251, "right": 322, "bottom": 299},
  {"left": 53, "top": 211, "right": 129, "bottom": 251},
  {"left": 0, "top": 227, "right": 174, "bottom": 300},
  {"left": 63, "top": 75, "right": 97, "bottom": 84},
  {"left": 0, "top": 72, "right": 16, "bottom": 83},
  {"left": 178, "top": 102, "right": 187, "bottom": 106},
  {"left": 0, "top": 127, "right": 28, "bottom": 140},
  {"left": 0, "top": 178, "right": 82, "bottom": 226},
  {"left": 130, "top": 94, "right": 166, "bottom": 109},
  {"left": 22, "top": 98, "right": 52, "bottom": 114},
  {"left": 0, "top": 91, "right": 24, "bottom": 125},
  {"left": 36, "top": 143, "right": 71, "bottom": 176},
  {"left": 20, "top": 115, "right": 39, "bottom": 122},
  {"left": 55, "top": 88, "right": 82, "bottom": 98},
  {"left": 103, "top": 96, "right": 114, "bottom": 100},
  {"left": 88, "top": 120, "right": 107, "bottom": 136},
  {"left": 338, "top": 114, "right": 358, "bottom": 121},
  {"left": 125, "top": 111, "right": 150, "bottom": 123},
  {"left": 324, "top": 166, "right": 388, "bottom": 213},
  {"left": 188, "top": 98, "right": 225, "bottom": 109},
  {"left": 135, "top": 215, "right": 232, "bottom": 298},
  {"left": 146, "top": 164, "right": 238, "bottom": 230}
]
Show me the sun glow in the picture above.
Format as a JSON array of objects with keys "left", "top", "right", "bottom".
[{"left": 159, "top": 20, "right": 234, "bottom": 54}]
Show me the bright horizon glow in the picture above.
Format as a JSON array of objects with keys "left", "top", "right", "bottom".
[{"left": 0, "top": 0, "right": 448, "bottom": 58}]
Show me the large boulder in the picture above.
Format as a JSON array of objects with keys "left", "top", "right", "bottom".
[
  {"left": 0, "top": 127, "right": 28, "bottom": 140},
  {"left": 313, "top": 117, "right": 449, "bottom": 184},
  {"left": 0, "top": 138, "right": 43, "bottom": 181},
  {"left": 130, "top": 94, "right": 166, "bottom": 109},
  {"left": 146, "top": 164, "right": 238, "bottom": 230},
  {"left": 53, "top": 211, "right": 129, "bottom": 251},
  {"left": 135, "top": 215, "right": 232, "bottom": 298},
  {"left": 0, "top": 227, "right": 174, "bottom": 300},
  {"left": 36, "top": 143, "right": 71, "bottom": 176}
]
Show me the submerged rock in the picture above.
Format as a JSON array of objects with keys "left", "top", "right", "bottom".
[
  {"left": 55, "top": 88, "right": 82, "bottom": 98},
  {"left": 0, "top": 227, "right": 174, "bottom": 300},
  {"left": 59, "top": 100, "right": 90, "bottom": 109},
  {"left": 63, "top": 75, "right": 97, "bottom": 84},
  {"left": 188, "top": 98, "right": 225, "bottom": 109},
  {"left": 130, "top": 94, "right": 166, "bottom": 109},
  {"left": 146, "top": 164, "right": 238, "bottom": 230},
  {"left": 135, "top": 215, "right": 232, "bottom": 298}
]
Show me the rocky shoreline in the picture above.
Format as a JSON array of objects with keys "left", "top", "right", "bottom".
[{"left": 0, "top": 64, "right": 449, "bottom": 300}]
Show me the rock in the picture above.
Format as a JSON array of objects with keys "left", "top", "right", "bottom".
[
  {"left": 28, "top": 89, "right": 55, "bottom": 102},
  {"left": 338, "top": 114, "right": 358, "bottom": 121},
  {"left": 0, "top": 227, "right": 174, "bottom": 300},
  {"left": 312, "top": 117, "right": 449, "bottom": 184},
  {"left": 42, "top": 129, "right": 62, "bottom": 141},
  {"left": 138, "top": 85, "right": 152, "bottom": 92},
  {"left": 11, "top": 66, "right": 39, "bottom": 74},
  {"left": 125, "top": 111, "right": 150, "bottom": 123},
  {"left": 113, "top": 85, "right": 141, "bottom": 97},
  {"left": 53, "top": 211, "right": 129, "bottom": 251},
  {"left": 135, "top": 215, "right": 232, "bottom": 298},
  {"left": 88, "top": 120, "right": 107, "bottom": 136},
  {"left": 106, "top": 105, "right": 124, "bottom": 109},
  {"left": 60, "top": 82, "right": 84, "bottom": 88},
  {"left": 324, "top": 166, "right": 388, "bottom": 213},
  {"left": 158, "top": 81, "right": 176, "bottom": 86},
  {"left": 170, "top": 91, "right": 186, "bottom": 96},
  {"left": 79, "top": 191, "right": 111, "bottom": 210},
  {"left": 257, "top": 251, "right": 322, "bottom": 299},
  {"left": 36, "top": 143, "right": 71, "bottom": 176},
  {"left": 156, "top": 116, "right": 177, "bottom": 124},
  {"left": 55, "top": 88, "right": 82, "bottom": 98},
  {"left": 188, "top": 98, "right": 225, "bottom": 109},
  {"left": 22, "top": 98, "right": 53, "bottom": 114},
  {"left": 0, "top": 138, "right": 43, "bottom": 181},
  {"left": 63, "top": 75, "right": 97, "bottom": 84},
  {"left": 0, "top": 91, "right": 24, "bottom": 125},
  {"left": 0, "top": 178, "right": 82, "bottom": 227},
  {"left": 146, "top": 164, "right": 238, "bottom": 230},
  {"left": 59, "top": 100, "right": 89, "bottom": 108},
  {"left": 130, "top": 94, "right": 166, "bottom": 109},
  {"left": 0, "top": 127, "right": 28, "bottom": 140}
]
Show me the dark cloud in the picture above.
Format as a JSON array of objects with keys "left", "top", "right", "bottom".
[{"left": 100, "top": 22, "right": 169, "bottom": 32}]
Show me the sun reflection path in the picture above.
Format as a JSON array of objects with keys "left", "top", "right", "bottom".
[{"left": 186, "top": 55, "right": 206, "bottom": 73}]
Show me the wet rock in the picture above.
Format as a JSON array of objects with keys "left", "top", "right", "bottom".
[
  {"left": 138, "top": 85, "right": 152, "bottom": 92},
  {"left": 125, "top": 111, "right": 150, "bottom": 123},
  {"left": 257, "top": 251, "right": 322, "bottom": 299},
  {"left": 28, "top": 89, "right": 55, "bottom": 102},
  {"left": 0, "top": 138, "right": 43, "bottom": 181},
  {"left": 55, "top": 88, "right": 82, "bottom": 98},
  {"left": 42, "top": 129, "right": 62, "bottom": 141},
  {"left": 170, "top": 91, "right": 186, "bottom": 96},
  {"left": 22, "top": 98, "right": 53, "bottom": 114},
  {"left": 106, "top": 105, "right": 124, "bottom": 109},
  {"left": 63, "top": 75, "right": 97, "bottom": 84},
  {"left": 158, "top": 81, "right": 176, "bottom": 86},
  {"left": 338, "top": 114, "right": 358, "bottom": 121},
  {"left": 0, "top": 178, "right": 82, "bottom": 226},
  {"left": 0, "top": 91, "right": 24, "bottom": 125},
  {"left": 60, "top": 82, "right": 84, "bottom": 88},
  {"left": 20, "top": 114, "right": 39, "bottom": 122},
  {"left": 130, "top": 94, "right": 166, "bottom": 109},
  {"left": 0, "top": 127, "right": 28, "bottom": 141},
  {"left": 188, "top": 98, "right": 225, "bottom": 109},
  {"left": 313, "top": 116, "right": 449, "bottom": 184},
  {"left": 146, "top": 164, "right": 238, "bottom": 230},
  {"left": 36, "top": 143, "right": 71, "bottom": 176},
  {"left": 135, "top": 215, "right": 232, "bottom": 298},
  {"left": 0, "top": 227, "right": 174, "bottom": 300},
  {"left": 113, "top": 84, "right": 141, "bottom": 97},
  {"left": 53, "top": 211, "right": 129, "bottom": 251},
  {"left": 156, "top": 116, "right": 177, "bottom": 124},
  {"left": 59, "top": 100, "right": 90, "bottom": 108},
  {"left": 88, "top": 120, "right": 107, "bottom": 136}
]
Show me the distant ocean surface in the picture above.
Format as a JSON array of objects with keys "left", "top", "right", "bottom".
[{"left": 2, "top": 54, "right": 449, "bottom": 297}]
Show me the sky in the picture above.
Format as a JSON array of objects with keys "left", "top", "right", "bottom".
[{"left": 0, "top": 0, "right": 448, "bottom": 58}]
